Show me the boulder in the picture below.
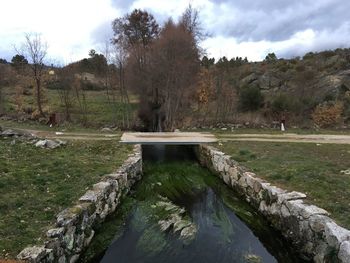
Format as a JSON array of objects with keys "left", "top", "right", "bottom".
[
  {"left": 1, "top": 129, "right": 20, "bottom": 137},
  {"left": 101, "top": 127, "right": 112, "bottom": 132},
  {"left": 35, "top": 139, "right": 66, "bottom": 149}
]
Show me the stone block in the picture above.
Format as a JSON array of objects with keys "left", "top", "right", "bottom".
[
  {"left": 84, "top": 230, "right": 95, "bottom": 248},
  {"left": 70, "top": 254, "right": 80, "bottom": 263},
  {"left": 56, "top": 207, "right": 81, "bottom": 227},
  {"left": 17, "top": 246, "right": 53, "bottom": 262},
  {"left": 47, "top": 227, "right": 65, "bottom": 238},
  {"left": 285, "top": 200, "right": 329, "bottom": 219},
  {"left": 93, "top": 181, "right": 112, "bottom": 196},
  {"left": 324, "top": 221, "right": 350, "bottom": 248},
  {"left": 79, "top": 190, "right": 99, "bottom": 203},
  {"left": 63, "top": 226, "right": 76, "bottom": 251},
  {"left": 338, "top": 241, "right": 350, "bottom": 263},
  {"left": 278, "top": 191, "right": 307, "bottom": 203}
]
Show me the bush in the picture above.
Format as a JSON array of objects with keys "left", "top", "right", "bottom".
[
  {"left": 81, "top": 81, "right": 103, "bottom": 91},
  {"left": 271, "top": 94, "right": 291, "bottom": 113},
  {"left": 312, "top": 102, "right": 343, "bottom": 128},
  {"left": 239, "top": 86, "right": 264, "bottom": 112}
]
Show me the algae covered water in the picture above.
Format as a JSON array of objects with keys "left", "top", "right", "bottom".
[{"left": 80, "top": 156, "right": 306, "bottom": 262}]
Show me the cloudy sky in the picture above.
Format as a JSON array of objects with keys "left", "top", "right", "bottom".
[{"left": 1, "top": 0, "right": 349, "bottom": 63}]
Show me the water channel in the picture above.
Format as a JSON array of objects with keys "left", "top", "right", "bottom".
[{"left": 79, "top": 145, "right": 307, "bottom": 263}]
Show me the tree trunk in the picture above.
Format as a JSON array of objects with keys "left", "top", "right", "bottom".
[{"left": 36, "top": 77, "right": 45, "bottom": 117}]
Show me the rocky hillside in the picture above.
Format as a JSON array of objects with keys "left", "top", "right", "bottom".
[
  {"left": 195, "top": 48, "right": 350, "bottom": 128},
  {"left": 240, "top": 49, "right": 350, "bottom": 101}
]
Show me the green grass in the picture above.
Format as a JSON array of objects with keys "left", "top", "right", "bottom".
[
  {"left": 217, "top": 141, "right": 350, "bottom": 229},
  {"left": 0, "top": 138, "right": 133, "bottom": 259},
  {"left": 0, "top": 119, "right": 100, "bottom": 133},
  {"left": 2, "top": 86, "right": 139, "bottom": 128}
]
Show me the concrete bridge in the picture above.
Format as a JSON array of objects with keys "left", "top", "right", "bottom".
[{"left": 120, "top": 132, "right": 217, "bottom": 144}]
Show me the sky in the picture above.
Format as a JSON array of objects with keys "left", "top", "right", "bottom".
[{"left": 1, "top": 0, "right": 350, "bottom": 64}]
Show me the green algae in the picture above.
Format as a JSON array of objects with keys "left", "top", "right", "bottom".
[
  {"left": 80, "top": 161, "right": 300, "bottom": 262},
  {"left": 136, "top": 225, "right": 168, "bottom": 257},
  {"left": 78, "top": 198, "right": 135, "bottom": 262},
  {"left": 244, "top": 253, "right": 262, "bottom": 263}
]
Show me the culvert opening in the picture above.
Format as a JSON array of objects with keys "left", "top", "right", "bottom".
[
  {"left": 142, "top": 144, "right": 197, "bottom": 162},
  {"left": 80, "top": 141, "right": 308, "bottom": 263}
]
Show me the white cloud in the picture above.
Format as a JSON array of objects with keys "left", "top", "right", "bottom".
[
  {"left": 202, "top": 29, "right": 317, "bottom": 61},
  {"left": 0, "top": 0, "right": 120, "bottom": 63},
  {"left": 0, "top": 0, "right": 348, "bottom": 63}
]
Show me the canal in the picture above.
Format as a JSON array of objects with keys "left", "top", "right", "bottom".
[{"left": 79, "top": 145, "right": 307, "bottom": 263}]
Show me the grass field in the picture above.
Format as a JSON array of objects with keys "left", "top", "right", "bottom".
[
  {"left": 218, "top": 141, "right": 350, "bottom": 229},
  {"left": 0, "top": 137, "right": 133, "bottom": 259},
  {"left": 2, "top": 86, "right": 139, "bottom": 128}
]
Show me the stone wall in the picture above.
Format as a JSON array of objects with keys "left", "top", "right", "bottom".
[
  {"left": 17, "top": 145, "right": 142, "bottom": 263},
  {"left": 196, "top": 144, "right": 350, "bottom": 263}
]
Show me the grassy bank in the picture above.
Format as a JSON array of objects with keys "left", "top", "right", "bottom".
[
  {"left": 0, "top": 138, "right": 133, "bottom": 259},
  {"left": 218, "top": 141, "right": 350, "bottom": 229}
]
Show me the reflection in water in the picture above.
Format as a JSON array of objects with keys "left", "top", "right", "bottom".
[
  {"left": 102, "top": 189, "right": 278, "bottom": 263},
  {"left": 94, "top": 157, "right": 306, "bottom": 263}
]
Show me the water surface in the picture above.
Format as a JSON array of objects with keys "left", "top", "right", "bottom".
[{"left": 85, "top": 156, "right": 306, "bottom": 263}]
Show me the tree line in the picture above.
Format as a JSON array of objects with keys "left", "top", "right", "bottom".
[{"left": 1, "top": 7, "right": 350, "bottom": 130}]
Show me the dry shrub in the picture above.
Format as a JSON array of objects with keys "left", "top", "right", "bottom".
[
  {"left": 312, "top": 102, "right": 343, "bottom": 128},
  {"left": 14, "top": 86, "right": 23, "bottom": 112}
]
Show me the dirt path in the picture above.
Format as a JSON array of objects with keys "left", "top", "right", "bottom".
[
  {"left": 5, "top": 127, "right": 350, "bottom": 144},
  {"left": 11, "top": 128, "right": 121, "bottom": 141},
  {"left": 218, "top": 133, "right": 350, "bottom": 144}
]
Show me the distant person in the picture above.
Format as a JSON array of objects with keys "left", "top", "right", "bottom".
[
  {"left": 281, "top": 113, "right": 286, "bottom": 131},
  {"left": 48, "top": 113, "right": 57, "bottom": 127}
]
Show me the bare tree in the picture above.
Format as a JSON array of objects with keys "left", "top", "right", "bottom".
[
  {"left": 20, "top": 33, "right": 48, "bottom": 117},
  {"left": 113, "top": 41, "right": 131, "bottom": 128},
  {"left": 180, "top": 4, "right": 208, "bottom": 47},
  {"left": 72, "top": 76, "right": 88, "bottom": 126},
  {"left": 101, "top": 40, "right": 113, "bottom": 104},
  {"left": 142, "top": 19, "right": 201, "bottom": 131},
  {"left": 0, "top": 64, "right": 6, "bottom": 115},
  {"left": 112, "top": 9, "right": 160, "bottom": 129},
  {"left": 57, "top": 66, "right": 74, "bottom": 122}
]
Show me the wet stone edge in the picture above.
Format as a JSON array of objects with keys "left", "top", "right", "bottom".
[{"left": 196, "top": 144, "right": 350, "bottom": 263}]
